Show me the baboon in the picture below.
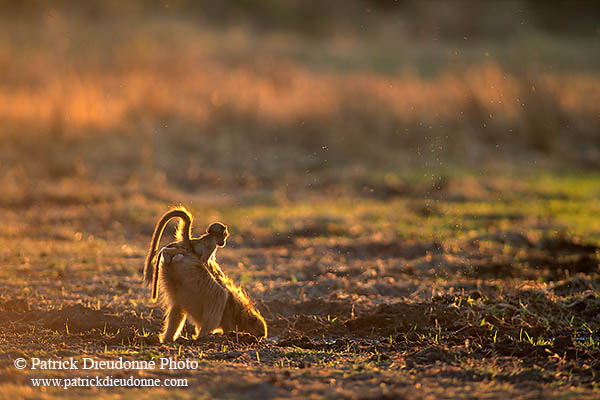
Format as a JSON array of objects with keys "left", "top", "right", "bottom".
[
  {"left": 144, "top": 207, "right": 267, "bottom": 342},
  {"left": 155, "top": 251, "right": 267, "bottom": 342},
  {"left": 143, "top": 207, "right": 229, "bottom": 293}
]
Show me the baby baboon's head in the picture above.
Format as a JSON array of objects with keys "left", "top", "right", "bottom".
[{"left": 207, "top": 222, "right": 229, "bottom": 247}]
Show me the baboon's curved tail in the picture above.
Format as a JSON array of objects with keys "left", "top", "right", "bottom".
[
  {"left": 150, "top": 252, "right": 162, "bottom": 302},
  {"left": 143, "top": 207, "right": 194, "bottom": 288}
]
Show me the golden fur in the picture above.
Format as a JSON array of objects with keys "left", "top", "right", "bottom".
[
  {"left": 156, "top": 251, "right": 229, "bottom": 341},
  {"left": 156, "top": 249, "right": 267, "bottom": 341}
]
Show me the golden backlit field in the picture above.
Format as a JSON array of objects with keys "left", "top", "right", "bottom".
[{"left": 1, "top": 2, "right": 600, "bottom": 398}]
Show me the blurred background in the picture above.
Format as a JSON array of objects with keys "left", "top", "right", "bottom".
[{"left": 1, "top": 0, "right": 599, "bottom": 195}]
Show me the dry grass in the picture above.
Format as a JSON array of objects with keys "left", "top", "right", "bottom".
[
  {"left": 1, "top": 172, "right": 600, "bottom": 399},
  {"left": 1, "top": 11, "right": 599, "bottom": 186}
]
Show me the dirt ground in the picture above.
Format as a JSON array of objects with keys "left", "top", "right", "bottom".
[{"left": 0, "top": 174, "right": 599, "bottom": 399}]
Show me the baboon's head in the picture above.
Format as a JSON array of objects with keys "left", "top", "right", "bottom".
[
  {"left": 207, "top": 222, "right": 229, "bottom": 247},
  {"left": 235, "top": 306, "right": 267, "bottom": 339},
  {"left": 246, "top": 309, "right": 268, "bottom": 339},
  {"left": 226, "top": 284, "right": 267, "bottom": 339}
]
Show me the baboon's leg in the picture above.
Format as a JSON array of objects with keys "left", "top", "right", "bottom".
[
  {"left": 187, "top": 310, "right": 206, "bottom": 340},
  {"left": 160, "top": 304, "right": 187, "bottom": 343},
  {"left": 195, "top": 312, "right": 221, "bottom": 338},
  {"left": 196, "top": 291, "right": 228, "bottom": 338},
  {"left": 183, "top": 299, "right": 204, "bottom": 340}
]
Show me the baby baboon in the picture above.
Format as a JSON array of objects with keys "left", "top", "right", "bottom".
[
  {"left": 143, "top": 207, "right": 228, "bottom": 292},
  {"left": 156, "top": 251, "right": 267, "bottom": 342}
]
